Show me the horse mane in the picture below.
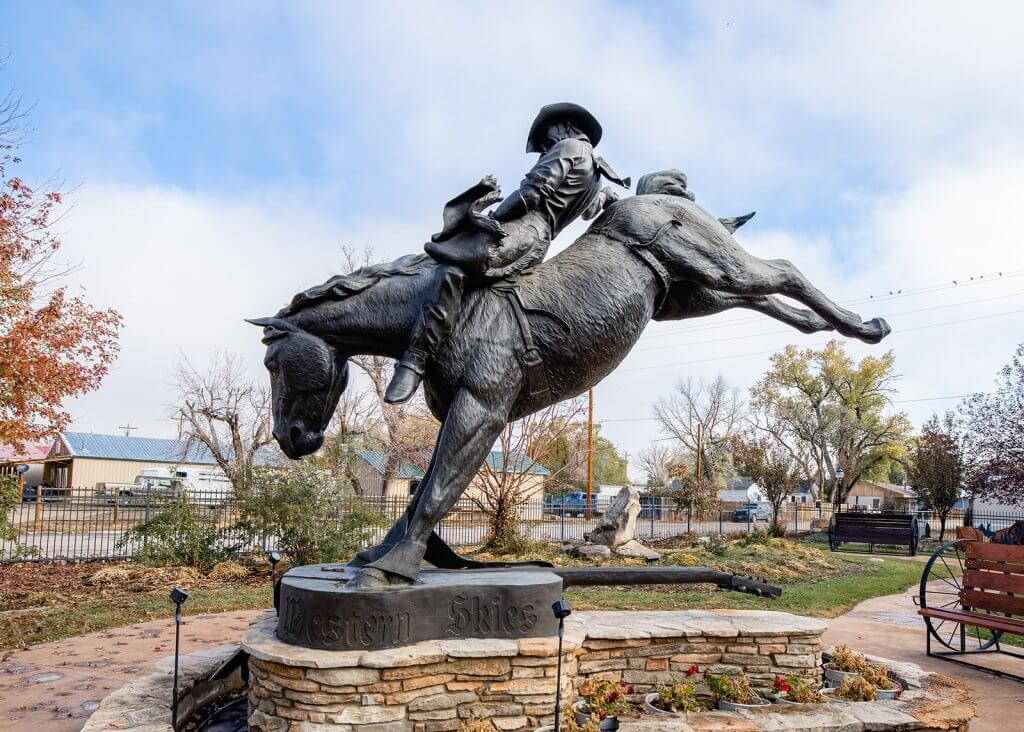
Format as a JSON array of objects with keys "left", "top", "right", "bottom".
[{"left": 279, "top": 253, "right": 435, "bottom": 316}]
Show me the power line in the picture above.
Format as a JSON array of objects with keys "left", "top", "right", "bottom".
[
  {"left": 595, "top": 391, "right": 1000, "bottom": 425},
  {"left": 637, "top": 267, "right": 1024, "bottom": 340},
  {"left": 621, "top": 306, "right": 1024, "bottom": 373},
  {"left": 630, "top": 289, "right": 1024, "bottom": 353}
]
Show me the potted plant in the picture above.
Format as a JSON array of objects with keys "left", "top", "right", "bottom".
[
  {"left": 705, "top": 672, "right": 769, "bottom": 711},
  {"left": 644, "top": 680, "right": 702, "bottom": 716},
  {"left": 862, "top": 664, "right": 901, "bottom": 700},
  {"left": 572, "top": 679, "right": 634, "bottom": 730},
  {"left": 826, "top": 676, "right": 877, "bottom": 703},
  {"left": 769, "top": 674, "right": 826, "bottom": 705},
  {"left": 823, "top": 644, "right": 871, "bottom": 687},
  {"left": 536, "top": 707, "right": 601, "bottom": 732}
]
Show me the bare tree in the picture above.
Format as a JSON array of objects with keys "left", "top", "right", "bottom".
[
  {"left": 350, "top": 354, "right": 439, "bottom": 480},
  {"left": 172, "top": 350, "right": 274, "bottom": 493},
  {"left": 316, "top": 387, "right": 378, "bottom": 493},
  {"left": 654, "top": 375, "right": 744, "bottom": 482},
  {"left": 636, "top": 442, "right": 676, "bottom": 487},
  {"left": 473, "top": 397, "right": 586, "bottom": 553},
  {"left": 333, "top": 245, "right": 439, "bottom": 482},
  {"left": 960, "top": 343, "right": 1024, "bottom": 506}
]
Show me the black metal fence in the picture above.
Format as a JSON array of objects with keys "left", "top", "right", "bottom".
[{"left": 2, "top": 487, "right": 1022, "bottom": 562}]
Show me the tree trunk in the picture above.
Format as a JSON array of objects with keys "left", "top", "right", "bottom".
[
  {"left": 938, "top": 512, "right": 947, "bottom": 542},
  {"left": 485, "top": 497, "right": 525, "bottom": 554}
]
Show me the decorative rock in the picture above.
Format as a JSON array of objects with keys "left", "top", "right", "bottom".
[
  {"left": 587, "top": 486, "right": 641, "bottom": 546},
  {"left": 614, "top": 539, "right": 662, "bottom": 561},
  {"left": 575, "top": 543, "right": 612, "bottom": 559}
]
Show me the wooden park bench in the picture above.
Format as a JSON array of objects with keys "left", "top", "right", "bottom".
[
  {"left": 827, "top": 511, "right": 919, "bottom": 556},
  {"left": 917, "top": 540, "right": 1024, "bottom": 681}
]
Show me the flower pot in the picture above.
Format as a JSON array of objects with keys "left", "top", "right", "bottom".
[
  {"left": 823, "top": 666, "right": 860, "bottom": 687},
  {"left": 643, "top": 692, "right": 686, "bottom": 717},
  {"left": 874, "top": 685, "right": 900, "bottom": 700},
  {"left": 717, "top": 696, "right": 769, "bottom": 712},
  {"left": 573, "top": 701, "right": 619, "bottom": 730}
]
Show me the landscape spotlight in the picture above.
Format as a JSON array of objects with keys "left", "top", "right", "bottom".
[
  {"left": 267, "top": 551, "right": 283, "bottom": 615},
  {"left": 551, "top": 598, "right": 572, "bottom": 732},
  {"left": 169, "top": 587, "right": 189, "bottom": 728}
]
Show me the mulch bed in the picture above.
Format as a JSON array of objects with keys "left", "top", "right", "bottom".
[{"left": 0, "top": 561, "right": 270, "bottom": 613}]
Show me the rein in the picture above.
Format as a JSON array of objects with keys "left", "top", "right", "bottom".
[{"left": 587, "top": 214, "right": 677, "bottom": 311}]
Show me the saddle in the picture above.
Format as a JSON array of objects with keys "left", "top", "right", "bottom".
[{"left": 427, "top": 177, "right": 568, "bottom": 402}]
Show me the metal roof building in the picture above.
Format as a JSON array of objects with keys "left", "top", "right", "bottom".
[{"left": 41, "top": 432, "right": 280, "bottom": 495}]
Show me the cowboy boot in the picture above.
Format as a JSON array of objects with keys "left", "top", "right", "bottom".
[
  {"left": 385, "top": 265, "right": 465, "bottom": 404},
  {"left": 384, "top": 351, "right": 426, "bottom": 404}
]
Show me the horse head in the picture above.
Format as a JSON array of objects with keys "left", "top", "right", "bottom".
[{"left": 246, "top": 316, "right": 350, "bottom": 459}]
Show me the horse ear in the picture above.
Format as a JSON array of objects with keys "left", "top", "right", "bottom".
[{"left": 246, "top": 316, "right": 297, "bottom": 332}]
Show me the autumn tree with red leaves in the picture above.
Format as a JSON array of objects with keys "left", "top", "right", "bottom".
[{"left": 0, "top": 86, "right": 122, "bottom": 447}]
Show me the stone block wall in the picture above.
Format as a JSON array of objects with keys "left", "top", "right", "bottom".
[
  {"left": 573, "top": 612, "right": 824, "bottom": 695},
  {"left": 242, "top": 609, "right": 828, "bottom": 732}
]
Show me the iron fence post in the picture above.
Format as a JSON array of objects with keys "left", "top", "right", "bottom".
[
  {"left": 560, "top": 503, "right": 565, "bottom": 544},
  {"left": 719, "top": 509, "right": 723, "bottom": 535},
  {"left": 143, "top": 484, "right": 151, "bottom": 549},
  {"left": 747, "top": 509, "right": 751, "bottom": 535},
  {"left": 649, "top": 500, "right": 655, "bottom": 539}
]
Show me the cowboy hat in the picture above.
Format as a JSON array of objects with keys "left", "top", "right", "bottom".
[{"left": 526, "top": 102, "right": 602, "bottom": 153}]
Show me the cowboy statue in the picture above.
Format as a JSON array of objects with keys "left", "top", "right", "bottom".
[{"left": 383, "top": 102, "right": 630, "bottom": 404}]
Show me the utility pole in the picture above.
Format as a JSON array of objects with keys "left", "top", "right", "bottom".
[
  {"left": 119, "top": 423, "right": 138, "bottom": 437},
  {"left": 586, "top": 387, "right": 594, "bottom": 519},
  {"left": 695, "top": 423, "right": 703, "bottom": 480}
]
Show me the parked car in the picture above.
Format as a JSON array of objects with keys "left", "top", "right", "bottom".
[
  {"left": 732, "top": 502, "right": 771, "bottom": 522},
  {"left": 545, "top": 492, "right": 588, "bottom": 517},
  {"left": 20, "top": 485, "right": 66, "bottom": 502}
]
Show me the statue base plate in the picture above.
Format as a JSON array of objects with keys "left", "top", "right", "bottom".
[{"left": 276, "top": 564, "right": 561, "bottom": 651}]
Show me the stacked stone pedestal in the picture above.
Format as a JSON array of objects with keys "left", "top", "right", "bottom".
[
  {"left": 243, "top": 608, "right": 827, "bottom": 732},
  {"left": 244, "top": 612, "right": 577, "bottom": 731}
]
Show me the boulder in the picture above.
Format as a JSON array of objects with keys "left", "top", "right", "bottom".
[
  {"left": 575, "top": 544, "right": 612, "bottom": 559},
  {"left": 587, "top": 486, "right": 641, "bottom": 547},
  {"left": 614, "top": 540, "right": 662, "bottom": 562}
]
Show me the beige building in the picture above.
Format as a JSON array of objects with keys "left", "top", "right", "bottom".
[
  {"left": 354, "top": 450, "right": 550, "bottom": 515},
  {"left": 353, "top": 451, "right": 425, "bottom": 499},
  {"left": 845, "top": 480, "right": 917, "bottom": 512},
  {"left": 39, "top": 432, "right": 260, "bottom": 497}
]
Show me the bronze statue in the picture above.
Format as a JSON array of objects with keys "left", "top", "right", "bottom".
[
  {"left": 249, "top": 105, "right": 891, "bottom": 590},
  {"left": 384, "top": 103, "right": 629, "bottom": 404}
]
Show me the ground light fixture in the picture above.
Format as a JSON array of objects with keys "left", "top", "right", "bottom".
[
  {"left": 267, "top": 551, "right": 282, "bottom": 615},
  {"left": 552, "top": 598, "right": 572, "bottom": 732},
  {"left": 169, "top": 587, "right": 189, "bottom": 728}
]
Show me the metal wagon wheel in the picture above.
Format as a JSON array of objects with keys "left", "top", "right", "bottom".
[{"left": 919, "top": 539, "right": 1002, "bottom": 651}]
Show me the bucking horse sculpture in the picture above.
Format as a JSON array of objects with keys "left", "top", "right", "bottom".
[{"left": 249, "top": 173, "right": 890, "bottom": 590}]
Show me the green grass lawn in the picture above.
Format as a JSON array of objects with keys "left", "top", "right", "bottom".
[
  {"left": 0, "top": 541, "right": 935, "bottom": 652},
  {"left": 568, "top": 556, "right": 926, "bottom": 618}
]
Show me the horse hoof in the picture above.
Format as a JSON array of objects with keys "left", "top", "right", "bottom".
[
  {"left": 863, "top": 317, "right": 891, "bottom": 343},
  {"left": 347, "top": 568, "right": 409, "bottom": 591}
]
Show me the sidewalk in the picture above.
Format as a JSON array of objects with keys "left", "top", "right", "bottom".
[
  {"left": 0, "top": 609, "right": 261, "bottom": 732},
  {"left": 823, "top": 582, "right": 1024, "bottom": 732},
  {"left": 4, "top": 583, "right": 1022, "bottom": 731}
]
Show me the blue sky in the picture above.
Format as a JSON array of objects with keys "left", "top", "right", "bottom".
[{"left": 4, "top": 2, "right": 1023, "bottom": 473}]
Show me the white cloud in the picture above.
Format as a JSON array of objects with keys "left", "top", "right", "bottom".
[{"left": 32, "top": 1, "right": 1024, "bottom": 477}]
